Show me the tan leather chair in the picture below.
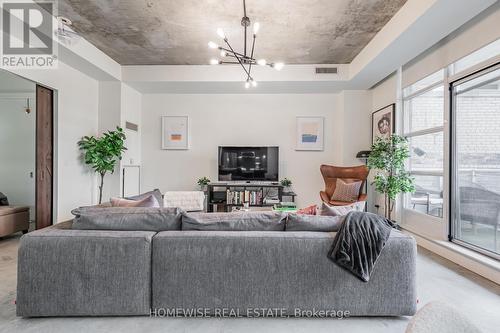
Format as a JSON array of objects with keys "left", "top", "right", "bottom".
[
  {"left": 320, "top": 164, "right": 369, "bottom": 206},
  {"left": 0, "top": 206, "right": 29, "bottom": 237}
]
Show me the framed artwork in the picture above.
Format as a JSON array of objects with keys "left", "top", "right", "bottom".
[
  {"left": 161, "top": 116, "right": 189, "bottom": 150},
  {"left": 372, "top": 104, "right": 395, "bottom": 143},
  {"left": 296, "top": 116, "right": 324, "bottom": 151}
]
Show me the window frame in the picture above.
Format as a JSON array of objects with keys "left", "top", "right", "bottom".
[
  {"left": 449, "top": 61, "right": 500, "bottom": 260},
  {"left": 402, "top": 70, "right": 445, "bottom": 220}
]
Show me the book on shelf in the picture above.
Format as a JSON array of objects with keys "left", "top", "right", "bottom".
[{"left": 226, "top": 189, "right": 263, "bottom": 205}]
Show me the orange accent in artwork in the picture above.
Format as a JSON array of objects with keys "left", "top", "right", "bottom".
[{"left": 170, "top": 134, "right": 182, "bottom": 141}]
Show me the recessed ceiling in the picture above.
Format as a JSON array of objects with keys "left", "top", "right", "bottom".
[{"left": 59, "top": 0, "right": 407, "bottom": 65}]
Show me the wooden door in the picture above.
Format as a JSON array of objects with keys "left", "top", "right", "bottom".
[{"left": 35, "top": 85, "right": 53, "bottom": 229}]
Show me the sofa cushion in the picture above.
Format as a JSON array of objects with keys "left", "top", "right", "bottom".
[
  {"left": 71, "top": 207, "right": 182, "bottom": 231},
  {"left": 182, "top": 211, "right": 287, "bottom": 231},
  {"left": 17, "top": 228, "right": 155, "bottom": 316},
  {"left": 126, "top": 189, "right": 164, "bottom": 208},
  {"left": 286, "top": 213, "right": 343, "bottom": 232},
  {"left": 110, "top": 195, "right": 160, "bottom": 208},
  {"left": 152, "top": 230, "right": 417, "bottom": 316}
]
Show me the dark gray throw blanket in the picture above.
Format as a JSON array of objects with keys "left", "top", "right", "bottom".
[{"left": 328, "top": 211, "right": 395, "bottom": 282}]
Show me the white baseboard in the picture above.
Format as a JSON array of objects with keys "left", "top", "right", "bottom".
[{"left": 403, "top": 229, "right": 500, "bottom": 285}]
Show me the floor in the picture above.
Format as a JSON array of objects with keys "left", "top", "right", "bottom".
[{"left": 1, "top": 233, "right": 499, "bottom": 333}]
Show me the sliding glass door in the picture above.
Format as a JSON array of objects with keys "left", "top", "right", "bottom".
[{"left": 450, "top": 63, "right": 500, "bottom": 258}]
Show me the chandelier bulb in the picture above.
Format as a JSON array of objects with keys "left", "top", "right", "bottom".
[
  {"left": 206, "top": 3, "right": 281, "bottom": 83},
  {"left": 253, "top": 22, "right": 260, "bottom": 35},
  {"left": 216, "top": 28, "right": 226, "bottom": 39}
]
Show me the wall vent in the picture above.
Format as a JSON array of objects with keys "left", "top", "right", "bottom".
[
  {"left": 315, "top": 67, "right": 338, "bottom": 74},
  {"left": 125, "top": 121, "right": 138, "bottom": 131}
]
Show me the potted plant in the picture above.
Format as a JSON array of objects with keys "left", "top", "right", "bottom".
[
  {"left": 280, "top": 178, "right": 293, "bottom": 192},
  {"left": 197, "top": 177, "right": 211, "bottom": 191},
  {"left": 367, "top": 134, "right": 415, "bottom": 221},
  {"left": 78, "top": 127, "right": 127, "bottom": 204}
]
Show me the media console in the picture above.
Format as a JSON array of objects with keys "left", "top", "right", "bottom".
[{"left": 206, "top": 183, "right": 296, "bottom": 213}]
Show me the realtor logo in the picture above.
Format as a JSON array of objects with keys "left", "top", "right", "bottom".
[{"left": 1, "top": 0, "right": 57, "bottom": 68}]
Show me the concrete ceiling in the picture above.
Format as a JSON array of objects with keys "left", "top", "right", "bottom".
[{"left": 58, "top": 0, "right": 407, "bottom": 65}]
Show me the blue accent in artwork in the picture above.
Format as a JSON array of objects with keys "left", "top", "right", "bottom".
[{"left": 302, "top": 134, "right": 318, "bottom": 143}]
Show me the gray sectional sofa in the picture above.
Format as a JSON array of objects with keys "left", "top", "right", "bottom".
[{"left": 16, "top": 208, "right": 417, "bottom": 317}]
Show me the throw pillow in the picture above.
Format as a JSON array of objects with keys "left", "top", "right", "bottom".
[
  {"left": 110, "top": 195, "right": 160, "bottom": 208},
  {"left": 126, "top": 189, "right": 164, "bottom": 207},
  {"left": 296, "top": 204, "right": 318, "bottom": 215},
  {"left": 320, "top": 202, "right": 355, "bottom": 217},
  {"left": 330, "top": 179, "right": 362, "bottom": 202}
]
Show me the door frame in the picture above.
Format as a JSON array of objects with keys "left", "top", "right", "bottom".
[{"left": 35, "top": 84, "right": 55, "bottom": 229}]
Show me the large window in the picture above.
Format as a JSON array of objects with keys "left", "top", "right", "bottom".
[
  {"left": 451, "top": 63, "right": 500, "bottom": 257},
  {"left": 403, "top": 70, "right": 445, "bottom": 218},
  {"left": 401, "top": 39, "right": 500, "bottom": 258}
]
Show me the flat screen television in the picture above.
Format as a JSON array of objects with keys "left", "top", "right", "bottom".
[{"left": 218, "top": 146, "right": 279, "bottom": 182}]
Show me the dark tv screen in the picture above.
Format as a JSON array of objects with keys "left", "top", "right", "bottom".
[{"left": 218, "top": 146, "right": 279, "bottom": 182}]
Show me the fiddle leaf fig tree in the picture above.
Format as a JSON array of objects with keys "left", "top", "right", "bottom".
[
  {"left": 78, "top": 127, "right": 127, "bottom": 204},
  {"left": 367, "top": 134, "right": 415, "bottom": 221}
]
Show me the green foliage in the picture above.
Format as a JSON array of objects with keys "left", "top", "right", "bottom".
[
  {"left": 367, "top": 135, "right": 415, "bottom": 220},
  {"left": 280, "top": 178, "right": 292, "bottom": 187},
  {"left": 78, "top": 127, "right": 127, "bottom": 203},
  {"left": 197, "top": 176, "right": 211, "bottom": 187}
]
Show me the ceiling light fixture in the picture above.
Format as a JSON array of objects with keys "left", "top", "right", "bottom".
[{"left": 207, "top": 0, "right": 284, "bottom": 88}]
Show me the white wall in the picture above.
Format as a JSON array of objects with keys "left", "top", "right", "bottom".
[
  {"left": 338, "top": 90, "right": 373, "bottom": 166},
  {"left": 368, "top": 73, "right": 399, "bottom": 215},
  {"left": 372, "top": 73, "right": 398, "bottom": 111},
  {"left": 96, "top": 82, "right": 143, "bottom": 201},
  {"left": 121, "top": 83, "right": 142, "bottom": 166},
  {"left": 8, "top": 62, "right": 100, "bottom": 222},
  {"left": 141, "top": 94, "right": 346, "bottom": 207},
  {"left": 97, "top": 81, "right": 122, "bottom": 201},
  {"left": 0, "top": 94, "right": 36, "bottom": 219},
  {"left": 336, "top": 90, "right": 374, "bottom": 209}
]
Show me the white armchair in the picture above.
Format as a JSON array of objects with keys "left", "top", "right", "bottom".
[{"left": 163, "top": 191, "right": 205, "bottom": 212}]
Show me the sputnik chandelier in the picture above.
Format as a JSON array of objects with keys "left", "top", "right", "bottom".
[{"left": 207, "top": 0, "right": 284, "bottom": 88}]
